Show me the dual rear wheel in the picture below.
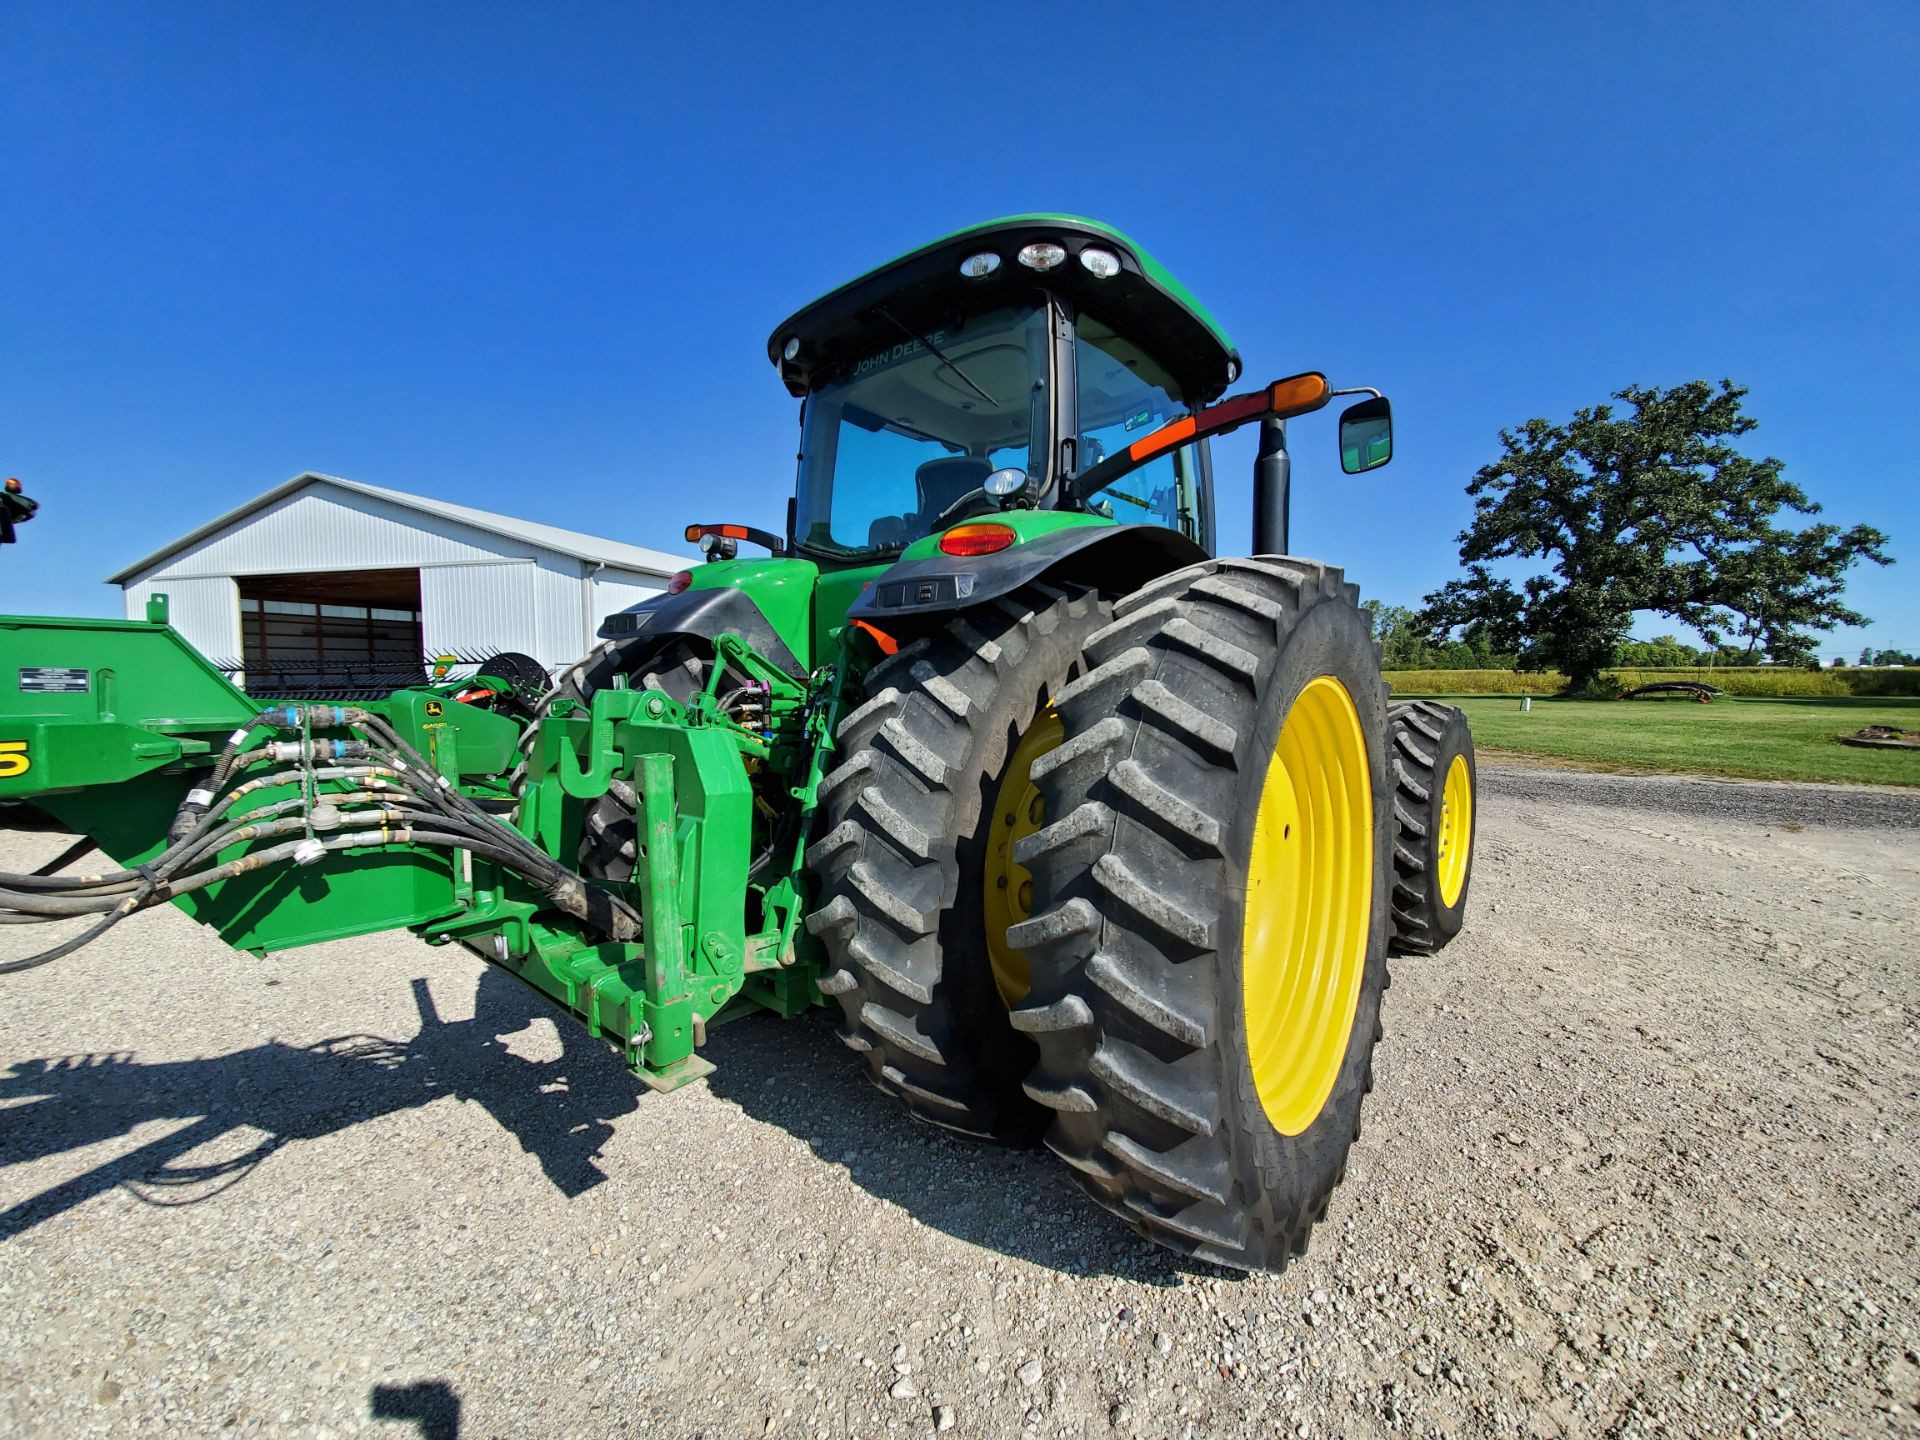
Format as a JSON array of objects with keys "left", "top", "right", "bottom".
[
  {"left": 1386, "top": 700, "right": 1477, "bottom": 955},
  {"left": 809, "top": 560, "right": 1399, "bottom": 1269}
]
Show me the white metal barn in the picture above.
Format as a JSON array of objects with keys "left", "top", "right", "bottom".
[{"left": 108, "top": 472, "right": 687, "bottom": 682}]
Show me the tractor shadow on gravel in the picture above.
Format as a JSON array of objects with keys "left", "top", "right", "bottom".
[
  {"left": 0, "top": 969, "right": 1229, "bottom": 1282},
  {"left": 0, "top": 969, "right": 636, "bottom": 1240},
  {"left": 702, "top": 1009, "right": 1236, "bottom": 1285}
]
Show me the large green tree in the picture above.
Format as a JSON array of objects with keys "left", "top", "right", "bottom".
[{"left": 1419, "top": 381, "right": 1891, "bottom": 691}]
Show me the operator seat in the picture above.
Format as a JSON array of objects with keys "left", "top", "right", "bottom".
[{"left": 914, "top": 455, "right": 993, "bottom": 529}]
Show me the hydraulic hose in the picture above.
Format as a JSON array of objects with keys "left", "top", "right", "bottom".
[
  {"left": 165, "top": 706, "right": 372, "bottom": 841},
  {"left": 1, "top": 701, "right": 642, "bottom": 971},
  {"left": 0, "top": 909, "right": 136, "bottom": 975}
]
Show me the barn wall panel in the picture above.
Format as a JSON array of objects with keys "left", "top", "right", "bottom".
[
  {"left": 531, "top": 555, "right": 590, "bottom": 668},
  {"left": 419, "top": 562, "right": 541, "bottom": 663},
  {"left": 121, "top": 576, "right": 241, "bottom": 663}
]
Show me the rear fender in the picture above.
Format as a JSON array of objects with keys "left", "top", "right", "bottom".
[
  {"left": 599, "top": 586, "right": 805, "bottom": 678},
  {"left": 845, "top": 524, "right": 1208, "bottom": 624}
]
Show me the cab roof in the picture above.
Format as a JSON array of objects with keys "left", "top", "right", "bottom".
[{"left": 767, "top": 214, "right": 1242, "bottom": 405}]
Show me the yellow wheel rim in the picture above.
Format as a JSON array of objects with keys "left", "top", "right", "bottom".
[
  {"left": 1436, "top": 752, "right": 1472, "bottom": 908},
  {"left": 1241, "top": 675, "right": 1373, "bottom": 1137},
  {"left": 984, "top": 708, "right": 1062, "bottom": 1008}
]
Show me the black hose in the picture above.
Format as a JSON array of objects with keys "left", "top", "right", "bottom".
[
  {"left": 0, "top": 870, "right": 146, "bottom": 896},
  {"left": 0, "top": 797, "right": 424, "bottom": 913},
  {"left": 165, "top": 706, "right": 373, "bottom": 841},
  {"left": 244, "top": 713, "right": 561, "bottom": 886},
  {"left": 353, "top": 717, "right": 520, "bottom": 832},
  {"left": 166, "top": 714, "right": 267, "bottom": 841},
  {"left": 0, "top": 909, "right": 134, "bottom": 975},
  {"left": 1, "top": 807, "right": 413, "bottom": 914},
  {"left": 2, "top": 711, "right": 641, "bottom": 969},
  {"left": 324, "top": 719, "right": 635, "bottom": 932},
  {"left": 0, "top": 886, "right": 122, "bottom": 916},
  {"left": 2, "top": 768, "right": 405, "bottom": 891}
]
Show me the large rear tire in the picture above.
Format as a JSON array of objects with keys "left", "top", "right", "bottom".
[
  {"left": 1008, "top": 558, "right": 1392, "bottom": 1271},
  {"left": 805, "top": 583, "right": 1111, "bottom": 1141},
  {"left": 1386, "top": 700, "right": 1476, "bottom": 956}
]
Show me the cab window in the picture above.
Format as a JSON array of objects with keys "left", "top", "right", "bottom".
[
  {"left": 1073, "top": 312, "right": 1203, "bottom": 542},
  {"left": 794, "top": 303, "right": 1051, "bottom": 556}
]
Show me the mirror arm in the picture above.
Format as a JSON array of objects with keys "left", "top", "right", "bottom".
[{"left": 1065, "top": 372, "right": 1331, "bottom": 509}]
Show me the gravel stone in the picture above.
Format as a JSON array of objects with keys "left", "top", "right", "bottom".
[{"left": 2, "top": 765, "right": 1916, "bottom": 1437}]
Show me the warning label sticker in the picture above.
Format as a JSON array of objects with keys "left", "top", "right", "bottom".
[{"left": 19, "top": 668, "right": 89, "bottom": 693}]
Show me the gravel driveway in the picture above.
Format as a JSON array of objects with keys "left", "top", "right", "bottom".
[{"left": 2, "top": 765, "right": 1916, "bottom": 1439}]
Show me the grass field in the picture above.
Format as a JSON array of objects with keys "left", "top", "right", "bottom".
[
  {"left": 1417, "top": 695, "right": 1920, "bottom": 786},
  {"left": 1380, "top": 667, "right": 1920, "bottom": 698}
]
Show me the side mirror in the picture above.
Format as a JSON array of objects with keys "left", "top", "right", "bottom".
[{"left": 1338, "top": 397, "right": 1393, "bottom": 474}]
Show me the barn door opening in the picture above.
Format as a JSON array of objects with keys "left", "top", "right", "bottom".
[{"left": 237, "top": 568, "right": 424, "bottom": 697}]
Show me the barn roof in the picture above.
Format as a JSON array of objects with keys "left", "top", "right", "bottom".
[{"left": 107, "top": 472, "right": 688, "bottom": 584}]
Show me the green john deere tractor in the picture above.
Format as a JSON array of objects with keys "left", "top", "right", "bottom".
[{"left": 0, "top": 215, "right": 1476, "bottom": 1270}]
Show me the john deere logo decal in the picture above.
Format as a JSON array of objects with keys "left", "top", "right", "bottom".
[{"left": 424, "top": 701, "right": 444, "bottom": 718}]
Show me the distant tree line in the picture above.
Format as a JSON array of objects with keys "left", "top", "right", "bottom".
[{"left": 1365, "top": 602, "right": 1856, "bottom": 671}]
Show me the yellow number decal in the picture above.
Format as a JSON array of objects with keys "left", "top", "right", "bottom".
[{"left": 0, "top": 740, "right": 28, "bottom": 779}]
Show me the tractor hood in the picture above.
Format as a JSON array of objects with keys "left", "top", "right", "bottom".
[{"left": 768, "top": 215, "right": 1242, "bottom": 407}]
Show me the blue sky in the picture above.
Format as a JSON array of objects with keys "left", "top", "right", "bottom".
[{"left": 2, "top": 2, "right": 1914, "bottom": 658}]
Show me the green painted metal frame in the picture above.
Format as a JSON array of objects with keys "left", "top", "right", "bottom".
[
  {"left": 1, "top": 605, "right": 848, "bottom": 1090},
  {"left": 415, "top": 627, "right": 846, "bottom": 1088},
  {"left": 2, "top": 611, "right": 519, "bottom": 953}
]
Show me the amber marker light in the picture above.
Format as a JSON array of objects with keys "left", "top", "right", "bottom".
[{"left": 1267, "top": 372, "right": 1332, "bottom": 418}]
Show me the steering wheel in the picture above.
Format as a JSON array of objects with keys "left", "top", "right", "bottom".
[{"left": 929, "top": 488, "right": 997, "bottom": 528}]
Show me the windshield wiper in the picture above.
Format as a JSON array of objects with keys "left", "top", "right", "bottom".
[{"left": 876, "top": 308, "right": 1000, "bottom": 410}]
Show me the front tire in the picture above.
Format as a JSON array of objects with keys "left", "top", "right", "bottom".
[{"left": 1009, "top": 558, "right": 1392, "bottom": 1271}]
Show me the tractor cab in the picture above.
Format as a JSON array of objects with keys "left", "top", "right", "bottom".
[
  {"left": 767, "top": 216, "right": 1245, "bottom": 563},
  {"left": 633, "top": 214, "right": 1393, "bottom": 657}
]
